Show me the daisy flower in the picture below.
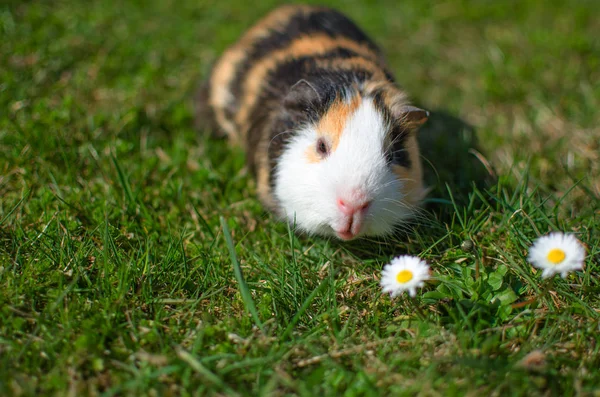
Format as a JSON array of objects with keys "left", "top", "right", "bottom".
[
  {"left": 381, "top": 255, "right": 430, "bottom": 298},
  {"left": 528, "top": 233, "right": 586, "bottom": 278}
]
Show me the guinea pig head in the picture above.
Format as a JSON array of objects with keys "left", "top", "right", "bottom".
[{"left": 272, "top": 79, "right": 428, "bottom": 240}]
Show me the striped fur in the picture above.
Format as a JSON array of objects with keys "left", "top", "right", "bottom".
[{"left": 197, "top": 5, "right": 428, "bottom": 238}]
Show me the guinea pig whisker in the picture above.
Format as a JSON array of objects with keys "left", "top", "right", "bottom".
[
  {"left": 378, "top": 179, "right": 402, "bottom": 190},
  {"left": 379, "top": 200, "right": 432, "bottom": 225},
  {"left": 383, "top": 132, "right": 411, "bottom": 155},
  {"left": 267, "top": 128, "right": 296, "bottom": 151},
  {"left": 380, "top": 197, "right": 416, "bottom": 210},
  {"left": 370, "top": 180, "right": 402, "bottom": 197},
  {"left": 385, "top": 133, "right": 405, "bottom": 150}
]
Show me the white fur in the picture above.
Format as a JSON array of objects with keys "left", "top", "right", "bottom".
[{"left": 273, "top": 98, "right": 417, "bottom": 238}]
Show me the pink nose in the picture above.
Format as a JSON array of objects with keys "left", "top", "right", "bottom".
[{"left": 337, "top": 197, "right": 371, "bottom": 216}]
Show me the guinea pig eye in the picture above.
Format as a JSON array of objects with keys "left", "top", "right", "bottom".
[{"left": 316, "top": 138, "right": 329, "bottom": 157}]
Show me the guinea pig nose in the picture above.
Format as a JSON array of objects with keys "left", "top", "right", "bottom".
[
  {"left": 337, "top": 197, "right": 372, "bottom": 215},
  {"left": 337, "top": 198, "right": 349, "bottom": 213}
]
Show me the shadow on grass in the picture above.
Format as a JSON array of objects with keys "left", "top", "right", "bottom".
[{"left": 419, "top": 110, "right": 496, "bottom": 201}]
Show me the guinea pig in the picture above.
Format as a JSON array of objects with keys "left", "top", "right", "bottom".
[{"left": 196, "top": 5, "right": 429, "bottom": 240}]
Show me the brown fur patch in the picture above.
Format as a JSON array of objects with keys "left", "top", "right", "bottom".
[
  {"left": 256, "top": 161, "right": 275, "bottom": 209},
  {"left": 305, "top": 148, "right": 320, "bottom": 164},
  {"left": 304, "top": 94, "right": 363, "bottom": 163},
  {"left": 363, "top": 80, "right": 409, "bottom": 119},
  {"left": 391, "top": 135, "right": 424, "bottom": 207},
  {"left": 209, "top": 5, "right": 311, "bottom": 143},
  {"left": 235, "top": 34, "right": 382, "bottom": 134}
]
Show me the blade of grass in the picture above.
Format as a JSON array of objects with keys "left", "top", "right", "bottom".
[
  {"left": 0, "top": 191, "right": 28, "bottom": 227},
  {"left": 191, "top": 203, "right": 215, "bottom": 239},
  {"left": 280, "top": 278, "right": 328, "bottom": 341},
  {"left": 111, "top": 154, "right": 135, "bottom": 207},
  {"left": 220, "top": 216, "right": 263, "bottom": 331},
  {"left": 176, "top": 347, "right": 240, "bottom": 397}
]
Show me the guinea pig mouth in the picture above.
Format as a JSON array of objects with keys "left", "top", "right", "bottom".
[
  {"left": 336, "top": 230, "right": 356, "bottom": 241},
  {"left": 333, "top": 212, "right": 365, "bottom": 241}
]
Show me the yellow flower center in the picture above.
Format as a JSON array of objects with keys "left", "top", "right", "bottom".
[
  {"left": 547, "top": 248, "right": 566, "bottom": 264},
  {"left": 396, "top": 270, "right": 413, "bottom": 284}
]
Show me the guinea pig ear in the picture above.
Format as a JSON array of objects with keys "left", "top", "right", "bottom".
[
  {"left": 283, "top": 79, "right": 322, "bottom": 115},
  {"left": 399, "top": 105, "right": 429, "bottom": 129}
]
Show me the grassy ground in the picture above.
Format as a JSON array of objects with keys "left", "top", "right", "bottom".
[{"left": 1, "top": 0, "right": 599, "bottom": 395}]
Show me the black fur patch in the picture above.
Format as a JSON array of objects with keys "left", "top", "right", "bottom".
[
  {"left": 370, "top": 88, "right": 412, "bottom": 169},
  {"left": 385, "top": 124, "right": 412, "bottom": 168},
  {"left": 259, "top": 53, "right": 376, "bottom": 110},
  {"left": 229, "top": 8, "right": 382, "bottom": 105},
  {"left": 251, "top": 9, "right": 379, "bottom": 62}
]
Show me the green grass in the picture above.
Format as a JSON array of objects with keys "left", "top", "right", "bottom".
[{"left": 1, "top": 0, "right": 599, "bottom": 395}]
